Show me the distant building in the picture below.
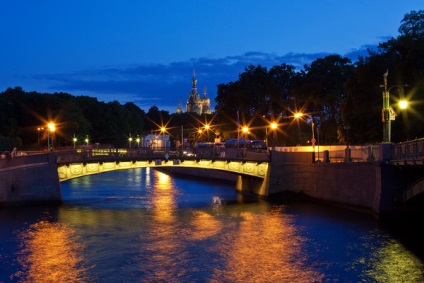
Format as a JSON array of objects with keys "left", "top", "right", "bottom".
[
  {"left": 143, "top": 134, "right": 170, "bottom": 150},
  {"left": 175, "top": 101, "right": 184, "bottom": 114},
  {"left": 185, "top": 71, "right": 211, "bottom": 115}
]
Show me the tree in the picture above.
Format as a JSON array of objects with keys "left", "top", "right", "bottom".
[
  {"left": 343, "top": 10, "right": 424, "bottom": 143},
  {"left": 293, "top": 55, "right": 354, "bottom": 144}
]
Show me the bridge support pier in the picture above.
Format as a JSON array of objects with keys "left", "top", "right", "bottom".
[
  {"left": 235, "top": 165, "right": 270, "bottom": 196},
  {"left": 379, "top": 142, "right": 394, "bottom": 162}
]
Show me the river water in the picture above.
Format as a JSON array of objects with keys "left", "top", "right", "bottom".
[{"left": 1, "top": 168, "right": 423, "bottom": 282}]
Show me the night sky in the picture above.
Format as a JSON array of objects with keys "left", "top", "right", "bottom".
[{"left": 1, "top": 1, "right": 422, "bottom": 113}]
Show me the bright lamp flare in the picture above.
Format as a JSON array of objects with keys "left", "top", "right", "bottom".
[
  {"left": 48, "top": 122, "right": 55, "bottom": 132},
  {"left": 294, "top": 113, "right": 303, "bottom": 119},
  {"left": 399, "top": 100, "right": 408, "bottom": 109}
]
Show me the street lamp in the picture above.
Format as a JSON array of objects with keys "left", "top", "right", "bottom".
[
  {"left": 161, "top": 127, "right": 166, "bottom": 151},
  {"left": 270, "top": 122, "right": 277, "bottom": 150},
  {"left": 294, "top": 113, "right": 315, "bottom": 143},
  {"left": 295, "top": 112, "right": 315, "bottom": 162},
  {"left": 197, "top": 129, "right": 202, "bottom": 140},
  {"left": 85, "top": 135, "right": 89, "bottom": 145},
  {"left": 73, "top": 134, "right": 77, "bottom": 148},
  {"left": 136, "top": 136, "right": 140, "bottom": 148},
  {"left": 128, "top": 134, "right": 133, "bottom": 148},
  {"left": 241, "top": 126, "right": 249, "bottom": 159},
  {"left": 204, "top": 124, "right": 211, "bottom": 141},
  {"left": 47, "top": 122, "right": 55, "bottom": 151},
  {"left": 380, "top": 70, "right": 408, "bottom": 143},
  {"left": 37, "top": 127, "right": 44, "bottom": 145},
  {"left": 242, "top": 126, "right": 249, "bottom": 137}
]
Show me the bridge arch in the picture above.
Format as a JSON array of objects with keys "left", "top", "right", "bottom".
[
  {"left": 403, "top": 177, "right": 424, "bottom": 203},
  {"left": 57, "top": 159, "right": 269, "bottom": 183}
]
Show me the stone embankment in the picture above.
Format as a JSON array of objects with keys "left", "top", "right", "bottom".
[{"left": 0, "top": 152, "right": 62, "bottom": 206}]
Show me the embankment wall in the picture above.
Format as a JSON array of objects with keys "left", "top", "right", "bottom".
[{"left": 0, "top": 153, "right": 62, "bottom": 206}]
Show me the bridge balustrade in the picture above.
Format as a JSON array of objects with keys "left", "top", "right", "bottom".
[
  {"left": 55, "top": 147, "right": 270, "bottom": 164},
  {"left": 392, "top": 138, "right": 424, "bottom": 163}
]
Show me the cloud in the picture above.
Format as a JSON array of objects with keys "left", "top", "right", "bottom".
[{"left": 32, "top": 48, "right": 373, "bottom": 113}]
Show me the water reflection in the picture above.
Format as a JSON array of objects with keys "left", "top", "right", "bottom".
[
  {"left": 3, "top": 168, "right": 423, "bottom": 282},
  {"left": 366, "top": 236, "right": 424, "bottom": 282},
  {"left": 13, "top": 220, "right": 91, "bottom": 282},
  {"left": 151, "top": 171, "right": 178, "bottom": 221},
  {"left": 141, "top": 170, "right": 186, "bottom": 281},
  {"left": 210, "top": 205, "right": 323, "bottom": 282}
]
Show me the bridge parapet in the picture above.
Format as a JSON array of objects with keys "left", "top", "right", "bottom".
[{"left": 392, "top": 138, "right": 424, "bottom": 165}]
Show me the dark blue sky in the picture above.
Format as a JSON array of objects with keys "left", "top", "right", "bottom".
[{"left": 1, "top": 1, "right": 422, "bottom": 113}]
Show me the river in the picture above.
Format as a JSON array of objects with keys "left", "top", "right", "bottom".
[{"left": 1, "top": 167, "right": 423, "bottom": 282}]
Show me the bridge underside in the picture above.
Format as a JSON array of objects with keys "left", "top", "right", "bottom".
[{"left": 57, "top": 159, "right": 269, "bottom": 183}]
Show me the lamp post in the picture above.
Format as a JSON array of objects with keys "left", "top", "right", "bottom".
[
  {"left": 380, "top": 70, "right": 408, "bottom": 143},
  {"left": 136, "top": 136, "right": 140, "bottom": 148},
  {"left": 344, "top": 124, "right": 351, "bottom": 162},
  {"left": 73, "top": 134, "right": 77, "bottom": 148},
  {"left": 37, "top": 127, "right": 44, "bottom": 145},
  {"left": 317, "top": 126, "right": 320, "bottom": 161},
  {"left": 270, "top": 122, "right": 277, "bottom": 150},
  {"left": 242, "top": 126, "right": 249, "bottom": 159},
  {"left": 204, "top": 124, "right": 210, "bottom": 142},
  {"left": 85, "top": 135, "right": 89, "bottom": 146},
  {"left": 295, "top": 113, "right": 315, "bottom": 162},
  {"left": 47, "top": 122, "right": 55, "bottom": 151},
  {"left": 161, "top": 127, "right": 166, "bottom": 151},
  {"left": 128, "top": 134, "right": 133, "bottom": 148}
]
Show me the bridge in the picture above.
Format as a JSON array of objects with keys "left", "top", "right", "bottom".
[
  {"left": 55, "top": 148, "right": 270, "bottom": 183},
  {"left": 1, "top": 139, "right": 424, "bottom": 217}
]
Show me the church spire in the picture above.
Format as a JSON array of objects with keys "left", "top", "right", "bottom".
[{"left": 191, "top": 69, "right": 197, "bottom": 94}]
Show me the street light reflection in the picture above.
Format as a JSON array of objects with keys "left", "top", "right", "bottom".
[
  {"left": 211, "top": 208, "right": 324, "bottom": 282},
  {"left": 13, "top": 221, "right": 91, "bottom": 282},
  {"left": 152, "top": 171, "right": 177, "bottom": 222}
]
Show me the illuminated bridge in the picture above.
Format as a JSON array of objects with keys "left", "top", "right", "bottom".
[
  {"left": 55, "top": 148, "right": 270, "bottom": 183},
  {"left": 2, "top": 140, "right": 424, "bottom": 216}
]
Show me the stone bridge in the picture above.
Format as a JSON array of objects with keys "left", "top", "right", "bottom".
[
  {"left": 57, "top": 158, "right": 269, "bottom": 182},
  {"left": 55, "top": 148, "right": 271, "bottom": 196},
  {"left": 2, "top": 142, "right": 424, "bottom": 217}
]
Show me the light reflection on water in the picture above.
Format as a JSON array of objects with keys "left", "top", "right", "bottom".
[
  {"left": 13, "top": 220, "right": 91, "bottom": 282},
  {"left": 2, "top": 168, "right": 424, "bottom": 282}
]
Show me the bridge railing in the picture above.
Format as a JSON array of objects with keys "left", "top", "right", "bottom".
[
  {"left": 55, "top": 147, "right": 270, "bottom": 164},
  {"left": 326, "top": 146, "right": 379, "bottom": 162},
  {"left": 393, "top": 138, "right": 424, "bottom": 161}
]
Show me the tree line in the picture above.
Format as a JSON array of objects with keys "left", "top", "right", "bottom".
[
  {"left": 215, "top": 10, "right": 424, "bottom": 146},
  {"left": 1, "top": 10, "right": 423, "bottom": 151}
]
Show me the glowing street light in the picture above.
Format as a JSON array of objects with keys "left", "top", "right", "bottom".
[
  {"left": 128, "top": 134, "right": 133, "bottom": 148},
  {"left": 161, "top": 127, "right": 166, "bottom": 151},
  {"left": 85, "top": 135, "right": 89, "bottom": 145},
  {"left": 136, "top": 136, "right": 140, "bottom": 148},
  {"left": 47, "top": 122, "right": 55, "bottom": 150},
  {"left": 295, "top": 112, "right": 315, "bottom": 162},
  {"left": 270, "top": 122, "right": 277, "bottom": 150},
  {"left": 294, "top": 113, "right": 315, "bottom": 142},
  {"left": 73, "top": 134, "right": 77, "bottom": 148},
  {"left": 399, "top": 100, "right": 408, "bottom": 110},
  {"left": 380, "top": 70, "right": 408, "bottom": 143}
]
